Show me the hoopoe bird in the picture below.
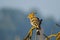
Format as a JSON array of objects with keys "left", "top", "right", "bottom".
[{"left": 24, "top": 12, "right": 42, "bottom": 40}]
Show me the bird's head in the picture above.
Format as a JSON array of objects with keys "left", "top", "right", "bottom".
[{"left": 27, "top": 12, "right": 36, "bottom": 19}]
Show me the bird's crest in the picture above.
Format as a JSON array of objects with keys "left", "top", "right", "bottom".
[{"left": 27, "top": 12, "right": 36, "bottom": 19}]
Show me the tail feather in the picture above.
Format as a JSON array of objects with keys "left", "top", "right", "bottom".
[
  {"left": 36, "top": 30, "right": 40, "bottom": 35},
  {"left": 36, "top": 26, "right": 41, "bottom": 35}
]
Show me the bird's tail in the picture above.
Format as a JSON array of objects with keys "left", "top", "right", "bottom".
[
  {"left": 36, "top": 29, "right": 40, "bottom": 35},
  {"left": 36, "top": 25, "right": 41, "bottom": 35}
]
